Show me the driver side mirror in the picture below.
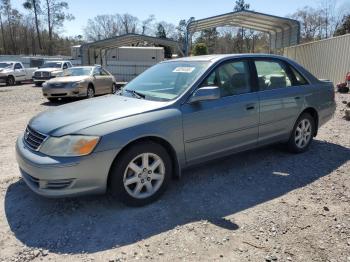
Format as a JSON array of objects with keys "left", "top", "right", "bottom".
[{"left": 188, "top": 86, "right": 220, "bottom": 103}]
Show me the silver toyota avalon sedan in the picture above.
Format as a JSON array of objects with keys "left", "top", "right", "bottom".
[{"left": 16, "top": 54, "right": 336, "bottom": 206}]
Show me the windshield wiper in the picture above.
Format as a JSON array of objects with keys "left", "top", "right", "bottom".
[{"left": 124, "top": 89, "right": 146, "bottom": 99}]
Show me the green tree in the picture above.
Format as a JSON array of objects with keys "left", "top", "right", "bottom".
[
  {"left": 23, "top": 0, "right": 42, "bottom": 49},
  {"left": 234, "top": 0, "right": 250, "bottom": 11},
  {"left": 192, "top": 43, "right": 208, "bottom": 56},
  {"left": 234, "top": 0, "right": 250, "bottom": 52},
  {"left": 156, "top": 23, "right": 166, "bottom": 38},
  {"left": 334, "top": 15, "right": 350, "bottom": 36},
  {"left": 43, "top": 0, "right": 74, "bottom": 55}
]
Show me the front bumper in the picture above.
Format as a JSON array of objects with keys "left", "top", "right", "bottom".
[
  {"left": 16, "top": 134, "right": 119, "bottom": 198},
  {"left": 0, "top": 76, "right": 7, "bottom": 83},
  {"left": 43, "top": 86, "right": 86, "bottom": 98},
  {"left": 33, "top": 76, "right": 55, "bottom": 83}
]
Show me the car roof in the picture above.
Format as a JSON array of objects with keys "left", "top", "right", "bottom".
[
  {"left": 166, "top": 53, "right": 291, "bottom": 63},
  {"left": 71, "top": 66, "right": 94, "bottom": 69},
  {"left": 43, "top": 61, "right": 70, "bottom": 63},
  {"left": 0, "top": 61, "right": 18, "bottom": 63}
]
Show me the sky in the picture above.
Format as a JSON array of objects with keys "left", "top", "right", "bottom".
[{"left": 11, "top": 0, "right": 350, "bottom": 37}]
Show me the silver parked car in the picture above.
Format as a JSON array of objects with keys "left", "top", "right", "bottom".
[
  {"left": 42, "top": 66, "right": 117, "bottom": 102},
  {"left": 16, "top": 54, "right": 336, "bottom": 206}
]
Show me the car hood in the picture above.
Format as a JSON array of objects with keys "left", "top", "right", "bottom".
[
  {"left": 29, "top": 95, "right": 169, "bottom": 136},
  {"left": 47, "top": 75, "right": 89, "bottom": 83},
  {"left": 36, "top": 68, "right": 61, "bottom": 73},
  {"left": 0, "top": 68, "right": 13, "bottom": 73}
]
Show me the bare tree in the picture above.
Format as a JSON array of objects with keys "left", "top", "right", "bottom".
[
  {"left": 141, "top": 15, "right": 155, "bottom": 35},
  {"left": 84, "top": 15, "right": 120, "bottom": 41},
  {"left": 117, "top": 13, "right": 139, "bottom": 34}
]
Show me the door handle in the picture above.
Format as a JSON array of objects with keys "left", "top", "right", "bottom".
[
  {"left": 294, "top": 96, "right": 301, "bottom": 100},
  {"left": 246, "top": 104, "right": 256, "bottom": 111}
]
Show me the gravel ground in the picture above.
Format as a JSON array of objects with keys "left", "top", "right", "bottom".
[{"left": 0, "top": 84, "right": 349, "bottom": 262}]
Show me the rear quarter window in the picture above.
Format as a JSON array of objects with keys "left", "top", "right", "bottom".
[{"left": 289, "top": 65, "right": 309, "bottom": 86}]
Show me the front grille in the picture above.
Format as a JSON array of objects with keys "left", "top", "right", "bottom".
[
  {"left": 34, "top": 72, "right": 51, "bottom": 79},
  {"left": 23, "top": 126, "right": 47, "bottom": 151},
  {"left": 34, "top": 71, "right": 42, "bottom": 78},
  {"left": 42, "top": 72, "right": 50, "bottom": 78}
]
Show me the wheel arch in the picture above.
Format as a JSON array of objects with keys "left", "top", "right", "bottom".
[
  {"left": 107, "top": 136, "right": 181, "bottom": 190},
  {"left": 300, "top": 107, "right": 319, "bottom": 136}
]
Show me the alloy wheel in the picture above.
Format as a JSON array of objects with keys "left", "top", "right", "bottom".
[
  {"left": 295, "top": 119, "right": 312, "bottom": 149},
  {"left": 123, "top": 153, "right": 165, "bottom": 199},
  {"left": 87, "top": 87, "right": 94, "bottom": 98}
]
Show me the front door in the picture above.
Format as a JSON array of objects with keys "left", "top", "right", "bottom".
[
  {"left": 181, "top": 59, "right": 259, "bottom": 164},
  {"left": 14, "top": 63, "right": 25, "bottom": 81}
]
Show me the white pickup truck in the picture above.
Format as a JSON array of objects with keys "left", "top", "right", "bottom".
[
  {"left": 0, "top": 61, "right": 37, "bottom": 86},
  {"left": 32, "top": 60, "right": 73, "bottom": 86}
]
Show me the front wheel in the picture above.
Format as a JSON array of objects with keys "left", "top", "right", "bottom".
[
  {"left": 87, "top": 85, "right": 95, "bottom": 98},
  {"left": 287, "top": 113, "right": 315, "bottom": 153},
  {"left": 109, "top": 141, "right": 172, "bottom": 206},
  {"left": 6, "top": 76, "right": 15, "bottom": 86}
]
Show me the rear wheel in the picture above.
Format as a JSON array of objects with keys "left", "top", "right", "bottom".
[
  {"left": 109, "top": 141, "right": 172, "bottom": 206},
  {"left": 35, "top": 83, "right": 42, "bottom": 87},
  {"left": 287, "top": 113, "right": 315, "bottom": 153},
  {"left": 6, "top": 76, "right": 15, "bottom": 86},
  {"left": 87, "top": 85, "right": 95, "bottom": 98}
]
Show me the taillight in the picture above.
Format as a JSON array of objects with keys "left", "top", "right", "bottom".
[{"left": 346, "top": 72, "right": 350, "bottom": 81}]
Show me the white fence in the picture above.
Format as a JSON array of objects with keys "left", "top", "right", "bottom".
[{"left": 284, "top": 34, "right": 350, "bottom": 84}]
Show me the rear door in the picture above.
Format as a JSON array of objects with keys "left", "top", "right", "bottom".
[
  {"left": 100, "top": 68, "right": 113, "bottom": 93},
  {"left": 92, "top": 67, "right": 106, "bottom": 94},
  {"left": 181, "top": 59, "right": 259, "bottom": 164},
  {"left": 253, "top": 59, "right": 305, "bottom": 145}
]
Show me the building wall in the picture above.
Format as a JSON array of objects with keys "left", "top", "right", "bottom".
[{"left": 284, "top": 34, "right": 350, "bottom": 84}]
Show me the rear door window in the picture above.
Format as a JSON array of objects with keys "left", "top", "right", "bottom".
[{"left": 255, "top": 60, "right": 292, "bottom": 90}]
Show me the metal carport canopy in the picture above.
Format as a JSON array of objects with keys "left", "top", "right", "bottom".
[
  {"left": 81, "top": 33, "right": 183, "bottom": 65},
  {"left": 187, "top": 10, "right": 300, "bottom": 53}
]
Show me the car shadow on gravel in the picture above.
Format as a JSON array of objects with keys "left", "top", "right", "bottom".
[{"left": 4, "top": 140, "right": 350, "bottom": 254}]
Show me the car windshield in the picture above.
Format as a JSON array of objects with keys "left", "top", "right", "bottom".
[
  {"left": 67, "top": 67, "right": 92, "bottom": 76},
  {"left": 42, "top": 62, "right": 62, "bottom": 68},
  {"left": 122, "top": 61, "right": 210, "bottom": 101},
  {"left": 0, "top": 62, "right": 13, "bottom": 69}
]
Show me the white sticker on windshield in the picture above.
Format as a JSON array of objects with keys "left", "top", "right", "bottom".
[{"left": 173, "top": 67, "right": 195, "bottom": 73}]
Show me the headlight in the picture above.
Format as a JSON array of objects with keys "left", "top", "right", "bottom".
[
  {"left": 71, "top": 81, "right": 82, "bottom": 88},
  {"left": 40, "top": 135, "right": 100, "bottom": 157}
]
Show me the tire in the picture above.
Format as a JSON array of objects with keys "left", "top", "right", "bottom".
[
  {"left": 111, "top": 83, "right": 117, "bottom": 94},
  {"left": 35, "top": 83, "right": 42, "bottom": 87},
  {"left": 47, "top": 98, "right": 58, "bottom": 102},
  {"left": 87, "top": 85, "right": 95, "bottom": 98},
  {"left": 109, "top": 141, "right": 172, "bottom": 206},
  {"left": 287, "top": 113, "right": 315, "bottom": 153},
  {"left": 6, "top": 76, "right": 15, "bottom": 86}
]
